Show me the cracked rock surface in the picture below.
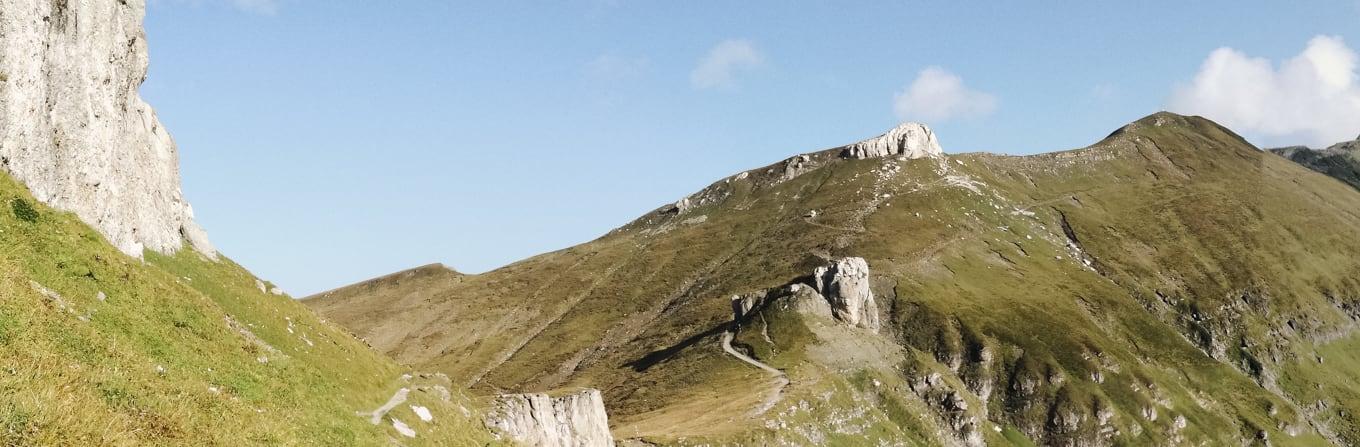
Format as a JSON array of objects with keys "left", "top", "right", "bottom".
[
  {"left": 485, "top": 388, "right": 615, "bottom": 447},
  {"left": 0, "top": 0, "right": 214, "bottom": 258},
  {"left": 814, "top": 257, "right": 881, "bottom": 332},
  {"left": 843, "top": 122, "right": 942, "bottom": 160}
]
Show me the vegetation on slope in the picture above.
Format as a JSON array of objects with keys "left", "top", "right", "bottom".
[
  {"left": 0, "top": 172, "right": 497, "bottom": 446},
  {"left": 309, "top": 112, "right": 1360, "bottom": 446}
]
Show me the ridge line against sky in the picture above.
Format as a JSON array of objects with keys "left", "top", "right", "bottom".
[{"left": 139, "top": 1, "right": 1360, "bottom": 296}]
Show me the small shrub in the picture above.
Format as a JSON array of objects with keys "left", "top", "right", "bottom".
[
  {"left": 10, "top": 198, "right": 38, "bottom": 223},
  {"left": 0, "top": 314, "right": 12, "bottom": 344}
]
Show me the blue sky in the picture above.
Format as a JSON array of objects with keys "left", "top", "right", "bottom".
[{"left": 140, "top": 1, "right": 1360, "bottom": 296}]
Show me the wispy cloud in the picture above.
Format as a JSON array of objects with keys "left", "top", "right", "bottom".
[
  {"left": 228, "top": 0, "right": 277, "bottom": 15},
  {"left": 585, "top": 54, "right": 650, "bottom": 81},
  {"left": 1089, "top": 83, "right": 1119, "bottom": 102},
  {"left": 893, "top": 67, "right": 997, "bottom": 123},
  {"left": 1167, "top": 35, "right": 1360, "bottom": 147},
  {"left": 690, "top": 39, "right": 765, "bottom": 90}
]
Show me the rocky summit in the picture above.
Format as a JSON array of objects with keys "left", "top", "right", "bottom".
[
  {"left": 309, "top": 111, "right": 1360, "bottom": 446},
  {"left": 843, "top": 122, "right": 943, "bottom": 160}
]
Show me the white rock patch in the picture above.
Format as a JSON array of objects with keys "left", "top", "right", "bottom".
[
  {"left": 391, "top": 418, "right": 416, "bottom": 438},
  {"left": 485, "top": 389, "right": 614, "bottom": 447},
  {"left": 411, "top": 405, "right": 433, "bottom": 422}
]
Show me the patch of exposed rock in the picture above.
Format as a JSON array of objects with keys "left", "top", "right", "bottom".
[
  {"left": 730, "top": 258, "right": 881, "bottom": 332},
  {"left": 0, "top": 0, "right": 215, "bottom": 258},
  {"left": 843, "top": 122, "right": 942, "bottom": 160},
  {"left": 814, "top": 257, "right": 881, "bottom": 331},
  {"left": 485, "top": 388, "right": 615, "bottom": 447}
]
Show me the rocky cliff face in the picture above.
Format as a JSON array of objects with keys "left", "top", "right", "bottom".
[
  {"left": 843, "top": 122, "right": 942, "bottom": 159},
  {"left": 485, "top": 388, "right": 615, "bottom": 447},
  {"left": 813, "top": 257, "right": 880, "bottom": 331},
  {"left": 0, "top": 0, "right": 214, "bottom": 258}
]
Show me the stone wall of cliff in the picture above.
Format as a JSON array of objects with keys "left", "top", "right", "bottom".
[{"left": 0, "top": 0, "right": 214, "bottom": 258}]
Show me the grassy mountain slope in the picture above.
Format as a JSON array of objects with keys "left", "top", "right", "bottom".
[
  {"left": 0, "top": 172, "right": 498, "bottom": 445},
  {"left": 305, "top": 264, "right": 465, "bottom": 354},
  {"left": 307, "top": 113, "right": 1360, "bottom": 446},
  {"left": 1269, "top": 137, "right": 1360, "bottom": 191}
]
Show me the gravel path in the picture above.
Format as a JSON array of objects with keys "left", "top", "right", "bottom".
[{"left": 720, "top": 330, "right": 789, "bottom": 416}]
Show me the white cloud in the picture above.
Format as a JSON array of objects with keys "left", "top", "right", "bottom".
[
  {"left": 690, "top": 39, "right": 765, "bottom": 90},
  {"left": 585, "top": 54, "right": 650, "bottom": 81},
  {"left": 229, "top": 0, "right": 277, "bottom": 15},
  {"left": 892, "top": 67, "right": 997, "bottom": 123},
  {"left": 1089, "top": 83, "right": 1119, "bottom": 102},
  {"left": 1167, "top": 35, "right": 1360, "bottom": 147}
]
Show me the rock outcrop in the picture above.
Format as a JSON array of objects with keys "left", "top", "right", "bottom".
[
  {"left": 485, "top": 388, "right": 614, "bottom": 447},
  {"left": 0, "top": 0, "right": 215, "bottom": 258},
  {"left": 843, "top": 122, "right": 942, "bottom": 160},
  {"left": 813, "top": 257, "right": 880, "bottom": 331}
]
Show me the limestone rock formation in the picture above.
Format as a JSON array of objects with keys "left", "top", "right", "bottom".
[
  {"left": 813, "top": 257, "right": 880, "bottom": 331},
  {"left": 0, "top": 0, "right": 215, "bottom": 258},
  {"left": 485, "top": 388, "right": 614, "bottom": 447},
  {"left": 782, "top": 283, "right": 834, "bottom": 319},
  {"left": 843, "top": 122, "right": 942, "bottom": 160}
]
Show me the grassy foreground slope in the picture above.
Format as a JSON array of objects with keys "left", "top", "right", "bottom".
[
  {"left": 0, "top": 171, "right": 497, "bottom": 445},
  {"left": 309, "top": 113, "right": 1360, "bottom": 446}
]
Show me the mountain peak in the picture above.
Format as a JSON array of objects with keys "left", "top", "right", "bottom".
[{"left": 842, "top": 122, "right": 942, "bottom": 159}]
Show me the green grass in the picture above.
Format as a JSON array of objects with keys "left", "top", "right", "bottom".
[{"left": 0, "top": 170, "right": 498, "bottom": 446}]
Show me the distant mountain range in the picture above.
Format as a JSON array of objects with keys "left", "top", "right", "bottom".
[{"left": 1270, "top": 136, "right": 1360, "bottom": 191}]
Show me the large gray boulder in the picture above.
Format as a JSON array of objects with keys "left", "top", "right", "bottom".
[
  {"left": 485, "top": 388, "right": 615, "bottom": 447},
  {"left": 813, "top": 257, "right": 881, "bottom": 331},
  {"left": 0, "top": 0, "right": 215, "bottom": 258},
  {"left": 843, "top": 122, "right": 942, "bottom": 160}
]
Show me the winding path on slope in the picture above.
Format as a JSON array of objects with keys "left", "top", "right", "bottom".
[
  {"left": 357, "top": 387, "right": 410, "bottom": 425},
  {"left": 719, "top": 331, "right": 782, "bottom": 375},
  {"left": 720, "top": 330, "right": 789, "bottom": 416}
]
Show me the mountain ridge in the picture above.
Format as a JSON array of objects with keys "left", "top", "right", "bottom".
[
  {"left": 1269, "top": 135, "right": 1360, "bottom": 191},
  {"left": 310, "top": 111, "right": 1360, "bottom": 445}
]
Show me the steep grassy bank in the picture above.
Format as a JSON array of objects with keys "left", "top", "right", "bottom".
[{"left": 0, "top": 171, "right": 497, "bottom": 446}]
